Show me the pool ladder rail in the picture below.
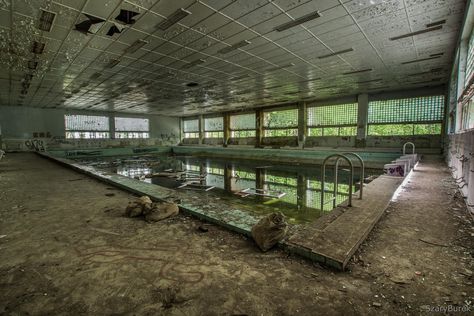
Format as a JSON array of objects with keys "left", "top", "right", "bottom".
[{"left": 320, "top": 153, "right": 365, "bottom": 211}]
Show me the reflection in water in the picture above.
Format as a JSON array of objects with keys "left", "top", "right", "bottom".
[{"left": 77, "top": 155, "right": 380, "bottom": 223}]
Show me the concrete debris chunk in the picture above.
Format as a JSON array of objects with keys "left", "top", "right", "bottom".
[
  {"left": 251, "top": 212, "right": 288, "bottom": 252},
  {"left": 125, "top": 195, "right": 179, "bottom": 222},
  {"left": 144, "top": 202, "right": 179, "bottom": 222}
]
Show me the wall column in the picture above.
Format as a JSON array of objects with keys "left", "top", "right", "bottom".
[
  {"left": 356, "top": 93, "right": 369, "bottom": 147},
  {"left": 198, "top": 115, "right": 204, "bottom": 145},
  {"left": 109, "top": 114, "right": 115, "bottom": 139},
  {"left": 255, "top": 109, "right": 263, "bottom": 148},
  {"left": 223, "top": 113, "right": 230, "bottom": 147},
  {"left": 468, "top": 134, "right": 474, "bottom": 207},
  {"left": 456, "top": 41, "right": 468, "bottom": 132},
  {"left": 297, "top": 102, "right": 307, "bottom": 149}
]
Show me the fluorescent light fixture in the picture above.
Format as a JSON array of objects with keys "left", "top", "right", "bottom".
[
  {"left": 408, "top": 68, "right": 444, "bottom": 76},
  {"left": 356, "top": 78, "right": 382, "bottom": 83},
  {"left": 301, "top": 77, "right": 321, "bottom": 82},
  {"left": 38, "top": 9, "right": 56, "bottom": 32},
  {"left": 125, "top": 39, "right": 148, "bottom": 54},
  {"left": 182, "top": 58, "right": 205, "bottom": 69},
  {"left": 32, "top": 41, "right": 45, "bottom": 54},
  {"left": 106, "top": 59, "right": 120, "bottom": 68},
  {"left": 218, "top": 40, "right": 251, "bottom": 54},
  {"left": 401, "top": 56, "right": 441, "bottom": 64},
  {"left": 426, "top": 19, "right": 446, "bottom": 28},
  {"left": 90, "top": 72, "right": 102, "bottom": 79},
  {"left": 230, "top": 74, "right": 250, "bottom": 81},
  {"left": 266, "top": 62, "right": 295, "bottom": 72},
  {"left": 429, "top": 52, "right": 444, "bottom": 57},
  {"left": 318, "top": 48, "right": 353, "bottom": 59},
  {"left": 274, "top": 11, "right": 321, "bottom": 32},
  {"left": 343, "top": 68, "right": 372, "bottom": 75},
  {"left": 156, "top": 8, "right": 191, "bottom": 30},
  {"left": 389, "top": 25, "right": 443, "bottom": 40}
]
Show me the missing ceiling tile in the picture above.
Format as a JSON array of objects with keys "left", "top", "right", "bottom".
[
  {"left": 28, "top": 61, "right": 38, "bottom": 70},
  {"left": 75, "top": 13, "right": 105, "bottom": 35},
  {"left": 186, "top": 82, "right": 199, "bottom": 87},
  {"left": 32, "top": 41, "right": 45, "bottom": 54},
  {"left": 106, "top": 24, "right": 122, "bottom": 36},
  {"left": 115, "top": 9, "right": 139, "bottom": 25}
]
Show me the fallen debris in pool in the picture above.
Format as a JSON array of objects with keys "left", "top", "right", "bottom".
[
  {"left": 236, "top": 188, "right": 286, "bottom": 199},
  {"left": 124, "top": 195, "right": 179, "bottom": 222},
  {"left": 251, "top": 212, "right": 288, "bottom": 252}
]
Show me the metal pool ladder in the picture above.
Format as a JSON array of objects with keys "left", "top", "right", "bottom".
[{"left": 320, "top": 153, "right": 365, "bottom": 211}]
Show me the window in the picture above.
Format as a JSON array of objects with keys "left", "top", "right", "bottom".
[
  {"left": 183, "top": 118, "right": 199, "bottom": 139},
  {"left": 204, "top": 116, "right": 224, "bottom": 138},
  {"left": 115, "top": 117, "right": 149, "bottom": 138},
  {"left": 230, "top": 113, "right": 256, "bottom": 138},
  {"left": 466, "top": 30, "right": 474, "bottom": 85},
  {"left": 461, "top": 96, "right": 474, "bottom": 130},
  {"left": 65, "top": 114, "right": 109, "bottom": 139},
  {"left": 263, "top": 108, "right": 298, "bottom": 137},
  {"left": 368, "top": 96, "right": 444, "bottom": 136},
  {"left": 307, "top": 102, "right": 357, "bottom": 136}
]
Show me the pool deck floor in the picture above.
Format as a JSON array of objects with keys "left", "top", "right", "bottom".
[
  {"left": 40, "top": 151, "right": 403, "bottom": 270},
  {"left": 287, "top": 175, "right": 404, "bottom": 269},
  {"left": 1, "top": 153, "right": 473, "bottom": 315}
]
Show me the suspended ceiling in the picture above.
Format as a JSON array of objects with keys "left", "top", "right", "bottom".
[{"left": 0, "top": 0, "right": 466, "bottom": 116}]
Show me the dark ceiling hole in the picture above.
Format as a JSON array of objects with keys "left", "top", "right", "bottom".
[
  {"left": 74, "top": 14, "right": 105, "bottom": 35},
  {"left": 106, "top": 24, "right": 121, "bottom": 36},
  {"left": 115, "top": 9, "right": 139, "bottom": 25},
  {"left": 186, "top": 82, "right": 199, "bottom": 87},
  {"left": 32, "top": 41, "right": 45, "bottom": 54}
]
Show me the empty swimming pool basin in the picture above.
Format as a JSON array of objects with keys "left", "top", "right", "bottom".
[{"left": 73, "top": 154, "right": 382, "bottom": 224}]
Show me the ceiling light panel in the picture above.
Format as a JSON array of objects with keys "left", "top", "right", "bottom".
[
  {"left": 274, "top": 11, "right": 321, "bottom": 32},
  {"left": 389, "top": 25, "right": 443, "bottom": 40},
  {"left": 156, "top": 8, "right": 191, "bottom": 30}
]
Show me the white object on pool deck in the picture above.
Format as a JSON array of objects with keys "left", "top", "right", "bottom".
[
  {"left": 0, "top": 150, "right": 4, "bottom": 160},
  {"left": 237, "top": 188, "right": 286, "bottom": 199},
  {"left": 177, "top": 182, "right": 215, "bottom": 191}
]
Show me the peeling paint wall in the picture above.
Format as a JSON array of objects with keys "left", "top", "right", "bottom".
[{"left": 0, "top": 105, "right": 180, "bottom": 151}]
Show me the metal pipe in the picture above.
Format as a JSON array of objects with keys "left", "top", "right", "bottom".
[{"left": 321, "top": 154, "right": 354, "bottom": 211}]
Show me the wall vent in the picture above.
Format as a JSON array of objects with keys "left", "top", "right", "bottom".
[{"left": 38, "top": 9, "right": 56, "bottom": 32}]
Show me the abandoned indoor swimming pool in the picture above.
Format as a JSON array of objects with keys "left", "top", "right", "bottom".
[{"left": 1, "top": 0, "right": 473, "bottom": 314}]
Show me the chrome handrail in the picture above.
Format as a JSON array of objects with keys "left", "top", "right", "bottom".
[
  {"left": 403, "top": 142, "right": 415, "bottom": 155},
  {"left": 321, "top": 154, "right": 354, "bottom": 211},
  {"left": 335, "top": 152, "right": 365, "bottom": 199}
]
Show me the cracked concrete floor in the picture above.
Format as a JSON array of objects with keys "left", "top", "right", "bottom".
[{"left": 0, "top": 153, "right": 472, "bottom": 315}]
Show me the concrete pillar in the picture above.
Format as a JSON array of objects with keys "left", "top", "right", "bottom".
[
  {"left": 255, "top": 109, "right": 263, "bottom": 148},
  {"left": 296, "top": 174, "right": 307, "bottom": 210},
  {"left": 456, "top": 41, "right": 468, "bottom": 132},
  {"left": 356, "top": 93, "right": 368, "bottom": 147},
  {"left": 256, "top": 167, "right": 266, "bottom": 202},
  {"left": 224, "top": 163, "right": 232, "bottom": 192},
  {"left": 198, "top": 115, "right": 204, "bottom": 145},
  {"left": 297, "top": 102, "right": 306, "bottom": 148},
  {"left": 223, "top": 113, "right": 230, "bottom": 147},
  {"left": 109, "top": 114, "right": 115, "bottom": 139},
  {"left": 468, "top": 134, "right": 474, "bottom": 206}
]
